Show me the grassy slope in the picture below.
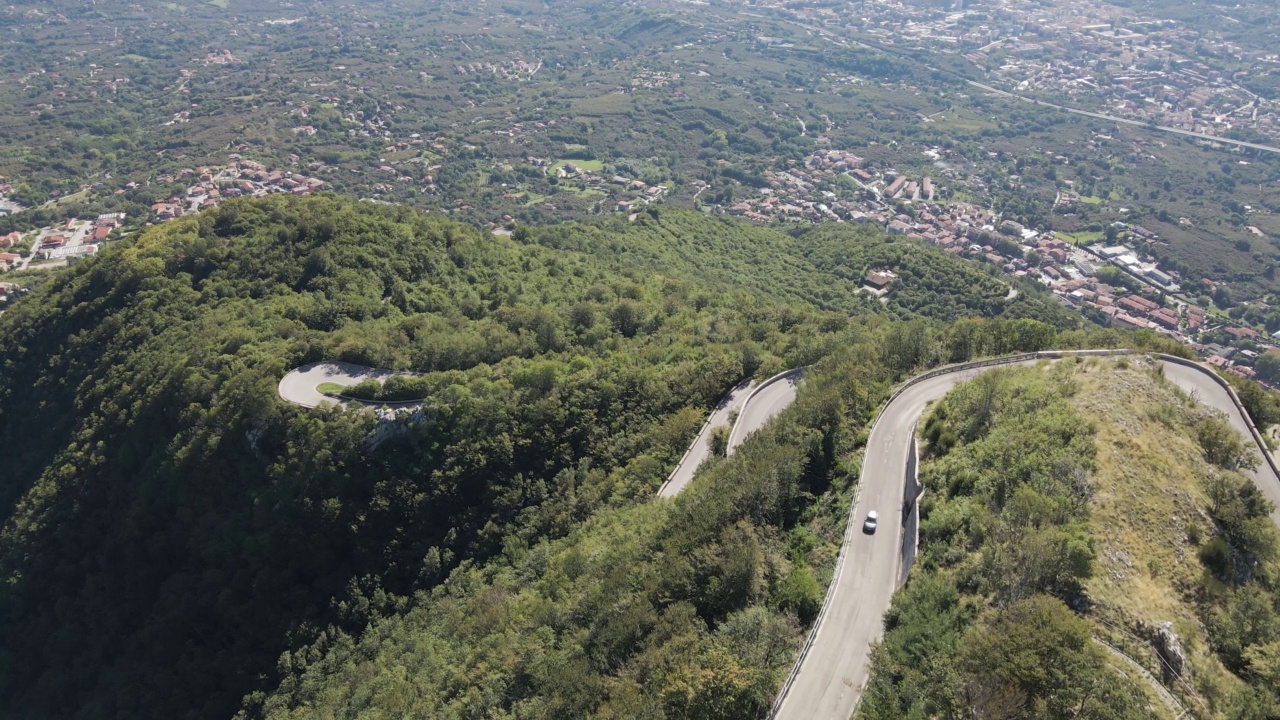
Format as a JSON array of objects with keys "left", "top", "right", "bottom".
[{"left": 1075, "top": 356, "right": 1248, "bottom": 715}]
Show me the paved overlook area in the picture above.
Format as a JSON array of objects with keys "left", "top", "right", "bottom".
[
  {"left": 277, "top": 361, "right": 424, "bottom": 409},
  {"left": 278, "top": 353, "right": 1280, "bottom": 719}
]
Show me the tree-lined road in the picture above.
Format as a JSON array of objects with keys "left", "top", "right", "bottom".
[
  {"left": 657, "top": 379, "right": 757, "bottom": 498},
  {"left": 771, "top": 360, "right": 1037, "bottom": 720}
]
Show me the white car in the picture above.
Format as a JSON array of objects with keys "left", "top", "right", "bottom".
[{"left": 863, "top": 510, "right": 879, "bottom": 534}]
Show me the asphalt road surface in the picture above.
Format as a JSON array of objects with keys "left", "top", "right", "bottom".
[
  {"left": 773, "top": 356, "right": 1280, "bottom": 720},
  {"left": 965, "top": 80, "right": 1280, "bottom": 156},
  {"left": 771, "top": 361, "right": 1033, "bottom": 720},
  {"left": 277, "top": 361, "right": 418, "bottom": 409},
  {"left": 657, "top": 379, "right": 757, "bottom": 499},
  {"left": 728, "top": 370, "right": 805, "bottom": 449},
  {"left": 1160, "top": 361, "right": 1280, "bottom": 525}
]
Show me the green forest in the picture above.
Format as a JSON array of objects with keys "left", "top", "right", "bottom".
[{"left": 0, "top": 194, "right": 1188, "bottom": 719}]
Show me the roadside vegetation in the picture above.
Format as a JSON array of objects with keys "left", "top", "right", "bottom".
[{"left": 321, "top": 375, "right": 432, "bottom": 403}]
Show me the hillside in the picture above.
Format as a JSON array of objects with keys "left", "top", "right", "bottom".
[
  {"left": 0, "top": 194, "right": 1155, "bottom": 719},
  {"left": 861, "top": 356, "right": 1280, "bottom": 720}
]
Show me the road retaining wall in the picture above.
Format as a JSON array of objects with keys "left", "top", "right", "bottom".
[
  {"left": 899, "top": 431, "right": 921, "bottom": 588},
  {"left": 326, "top": 393, "right": 427, "bottom": 410}
]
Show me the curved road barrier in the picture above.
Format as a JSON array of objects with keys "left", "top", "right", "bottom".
[
  {"left": 1155, "top": 354, "right": 1280, "bottom": 524},
  {"left": 769, "top": 349, "right": 1278, "bottom": 720}
]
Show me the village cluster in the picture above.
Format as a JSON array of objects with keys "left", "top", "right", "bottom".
[
  {"left": 758, "top": 0, "right": 1280, "bottom": 147},
  {"left": 148, "top": 158, "right": 326, "bottom": 221},
  {"left": 0, "top": 213, "right": 124, "bottom": 273},
  {"left": 716, "top": 146, "right": 1277, "bottom": 380},
  {"left": 0, "top": 159, "right": 323, "bottom": 276}
]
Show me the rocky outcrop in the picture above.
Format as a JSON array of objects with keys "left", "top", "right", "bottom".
[
  {"left": 364, "top": 406, "right": 430, "bottom": 451},
  {"left": 1138, "top": 620, "right": 1187, "bottom": 684},
  {"left": 1154, "top": 622, "right": 1187, "bottom": 683}
]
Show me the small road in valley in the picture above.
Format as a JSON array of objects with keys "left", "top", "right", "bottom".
[{"left": 773, "top": 14, "right": 1280, "bottom": 156}]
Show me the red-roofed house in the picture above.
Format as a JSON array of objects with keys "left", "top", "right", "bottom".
[
  {"left": 1118, "top": 295, "right": 1159, "bottom": 315},
  {"left": 1113, "top": 312, "right": 1149, "bottom": 329},
  {"left": 1150, "top": 308, "right": 1179, "bottom": 330},
  {"left": 1225, "top": 326, "right": 1261, "bottom": 340}
]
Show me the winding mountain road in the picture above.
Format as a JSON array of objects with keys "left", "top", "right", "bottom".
[
  {"left": 728, "top": 369, "right": 806, "bottom": 450},
  {"left": 660, "top": 369, "right": 808, "bottom": 498},
  {"left": 771, "top": 359, "right": 1040, "bottom": 720},
  {"left": 1161, "top": 360, "right": 1280, "bottom": 525},
  {"left": 278, "top": 353, "right": 1276, "bottom": 719},
  {"left": 771, "top": 353, "right": 1280, "bottom": 720}
]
